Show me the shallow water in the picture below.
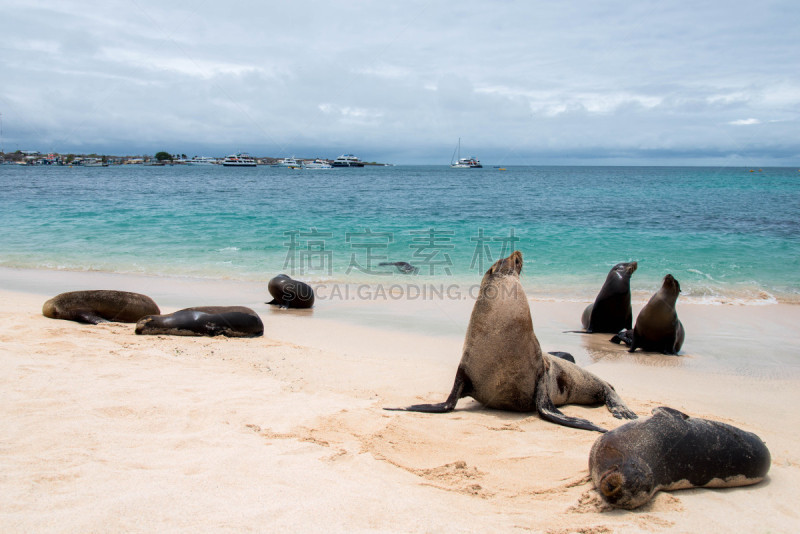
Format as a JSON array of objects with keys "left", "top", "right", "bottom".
[{"left": 1, "top": 164, "right": 798, "bottom": 303}]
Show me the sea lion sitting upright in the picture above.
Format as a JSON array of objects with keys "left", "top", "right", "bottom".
[
  {"left": 628, "top": 274, "right": 685, "bottom": 354},
  {"left": 590, "top": 407, "right": 771, "bottom": 509},
  {"left": 43, "top": 290, "right": 160, "bottom": 324},
  {"left": 267, "top": 274, "right": 315, "bottom": 309},
  {"left": 135, "top": 306, "right": 263, "bottom": 338},
  {"left": 386, "top": 251, "right": 637, "bottom": 432},
  {"left": 581, "top": 262, "right": 637, "bottom": 333}
]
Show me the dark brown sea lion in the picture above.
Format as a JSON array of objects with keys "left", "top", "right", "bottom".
[
  {"left": 267, "top": 274, "right": 315, "bottom": 309},
  {"left": 378, "top": 261, "right": 418, "bottom": 274},
  {"left": 581, "top": 262, "right": 637, "bottom": 333},
  {"left": 385, "top": 251, "right": 637, "bottom": 432},
  {"left": 135, "top": 306, "right": 263, "bottom": 337},
  {"left": 628, "top": 274, "right": 685, "bottom": 354},
  {"left": 590, "top": 407, "right": 771, "bottom": 509},
  {"left": 42, "top": 290, "right": 160, "bottom": 324}
]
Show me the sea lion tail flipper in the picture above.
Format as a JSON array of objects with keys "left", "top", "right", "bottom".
[
  {"left": 534, "top": 377, "right": 607, "bottom": 432},
  {"left": 384, "top": 367, "right": 470, "bottom": 413}
]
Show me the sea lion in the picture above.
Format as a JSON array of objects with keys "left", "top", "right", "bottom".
[
  {"left": 378, "top": 261, "right": 418, "bottom": 274},
  {"left": 385, "top": 251, "right": 637, "bottom": 432},
  {"left": 42, "top": 290, "right": 160, "bottom": 324},
  {"left": 135, "top": 306, "right": 263, "bottom": 337},
  {"left": 267, "top": 274, "right": 315, "bottom": 309},
  {"left": 590, "top": 406, "right": 771, "bottom": 509},
  {"left": 628, "top": 274, "right": 685, "bottom": 354},
  {"left": 581, "top": 262, "right": 637, "bottom": 333}
]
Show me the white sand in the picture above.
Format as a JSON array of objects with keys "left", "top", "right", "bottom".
[{"left": 1, "top": 269, "right": 799, "bottom": 532}]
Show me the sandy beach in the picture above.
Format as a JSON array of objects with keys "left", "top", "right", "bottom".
[{"left": 2, "top": 268, "right": 799, "bottom": 533}]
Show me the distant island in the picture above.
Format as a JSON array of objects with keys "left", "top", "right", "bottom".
[{"left": 0, "top": 150, "right": 392, "bottom": 167}]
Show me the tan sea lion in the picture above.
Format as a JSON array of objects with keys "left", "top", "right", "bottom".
[
  {"left": 386, "top": 251, "right": 637, "bottom": 432},
  {"left": 628, "top": 274, "right": 685, "bottom": 354},
  {"left": 42, "top": 290, "right": 160, "bottom": 324},
  {"left": 590, "top": 407, "right": 771, "bottom": 509}
]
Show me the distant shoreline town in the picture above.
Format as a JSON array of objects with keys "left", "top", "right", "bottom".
[{"left": 0, "top": 150, "right": 392, "bottom": 167}]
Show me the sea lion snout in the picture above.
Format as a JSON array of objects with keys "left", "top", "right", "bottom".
[
  {"left": 599, "top": 468, "right": 625, "bottom": 498},
  {"left": 491, "top": 250, "right": 523, "bottom": 276},
  {"left": 626, "top": 262, "right": 638, "bottom": 275},
  {"left": 663, "top": 274, "right": 681, "bottom": 293}
]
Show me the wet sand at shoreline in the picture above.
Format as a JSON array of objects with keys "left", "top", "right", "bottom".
[{"left": 1, "top": 268, "right": 799, "bottom": 532}]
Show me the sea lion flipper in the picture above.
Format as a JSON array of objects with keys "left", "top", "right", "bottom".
[
  {"left": 602, "top": 386, "right": 638, "bottom": 420},
  {"left": 534, "top": 376, "right": 607, "bottom": 432},
  {"left": 384, "top": 366, "right": 470, "bottom": 413},
  {"left": 74, "top": 310, "right": 109, "bottom": 324},
  {"left": 266, "top": 299, "right": 277, "bottom": 305}
]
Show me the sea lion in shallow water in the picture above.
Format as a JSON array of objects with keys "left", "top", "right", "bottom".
[
  {"left": 267, "top": 274, "right": 315, "bottom": 309},
  {"left": 590, "top": 406, "right": 771, "bottom": 509},
  {"left": 43, "top": 290, "right": 160, "bottom": 324},
  {"left": 385, "top": 251, "right": 637, "bottom": 432},
  {"left": 581, "top": 262, "right": 637, "bottom": 333},
  {"left": 378, "top": 261, "right": 418, "bottom": 274},
  {"left": 628, "top": 274, "right": 685, "bottom": 354},
  {"left": 135, "top": 306, "right": 263, "bottom": 337}
]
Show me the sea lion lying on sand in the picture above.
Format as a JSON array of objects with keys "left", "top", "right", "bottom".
[
  {"left": 590, "top": 406, "right": 771, "bottom": 509},
  {"left": 43, "top": 290, "right": 160, "bottom": 324},
  {"left": 386, "top": 251, "right": 637, "bottom": 432},
  {"left": 135, "top": 306, "right": 263, "bottom": 337}
]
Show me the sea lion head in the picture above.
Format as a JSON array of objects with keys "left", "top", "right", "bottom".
[
  {"left": 135, "top": 315, "right": 157, "bottom": 334},
  {"left": 615, "top": 261, "right": 638, "bottom": 278},
  {"left": 597, "top": 455, "right": 655, "bottom": 510},
  {"left": 478, "top": 250, "right": 524, "bottom": 297},
  {"left": 662, "top": 274, "right": 680, "bottom": 294},
  {"left": 42, "top": 298, "right": 59, "bottom": 318},
  {"left": 487, "top": 250, "right": 523, "bottom": 277}
]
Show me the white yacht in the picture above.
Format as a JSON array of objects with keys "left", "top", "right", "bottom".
[
  {"left": 450, "top": 138, "right": 482, "bottom": 168},
  {"left": 187, "top": 156, "right": 218, "bottom": 166},
  {"left": 332, "top": 154, "right": 364, "bottom": 167},
  {"left": 302, "top": 159, "right": 333, "bottom": 170},
  {"left": 222, "top": 153, "right": 257, "bottom": 167},
  {"left": 277, "top": 157, "right": 301, "bottom": 169}
]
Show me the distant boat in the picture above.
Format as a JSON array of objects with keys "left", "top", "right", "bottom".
[
  {"left": 187, "top": 156, "right": 218, "bottom": 166},
  {"left": 332, "top": 154, "right": 365, "bottom": 167},
  {"left": 450, "top": 138, "right": 482, "bottom": 168},
  {"left": 83, "top": 158, "right": 108, "bottom": 167},
  {"left": 303, "top": 159, "right": 333, "bottom": 170},
  {"left": 222, "top": 153, "right": 257, "bottom": 167},
  {"left": 277, "top": 157, "right": 301, "bottom": 169}
]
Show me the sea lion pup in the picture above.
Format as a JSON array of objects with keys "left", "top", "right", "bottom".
[
  {"left": 581, "top": 262, "right": 637, "bottom": 333},
  {"left": 385, "top": 251, "right": 637, "bottom": 432},
  {"left": 135, "top": 306, "right": 263, "bottom": 338},
  {"left": 627, "top": 274, "right": 685, "bottom": 354},
  {"left": 590, "top": 407, "right": 771, "bottom": 510},
  {"left": 43, "top": 290, "right": 160, "bottom": 324},
  {"left": 267, "top": 274, "right": 315, "bottom": 309},
  {"left": 378, "top": 261, "right": 418, "bottom": 274}
]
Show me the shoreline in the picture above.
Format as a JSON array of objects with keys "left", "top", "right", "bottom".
[{"left": 1, "top": 266, "right": 799, "bottom": 531}]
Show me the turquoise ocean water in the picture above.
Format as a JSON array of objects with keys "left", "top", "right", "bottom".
[{"left": 1, "top": 164, "right": 798, "bottom": 304}]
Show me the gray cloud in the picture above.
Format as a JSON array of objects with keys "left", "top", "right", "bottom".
[{"left": 1, "top": 1, "right": 798, "bottom": 164}]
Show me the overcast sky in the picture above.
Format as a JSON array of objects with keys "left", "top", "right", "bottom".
[{"left": 2, "top": 1, "right": 798, "bottom": 165}]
